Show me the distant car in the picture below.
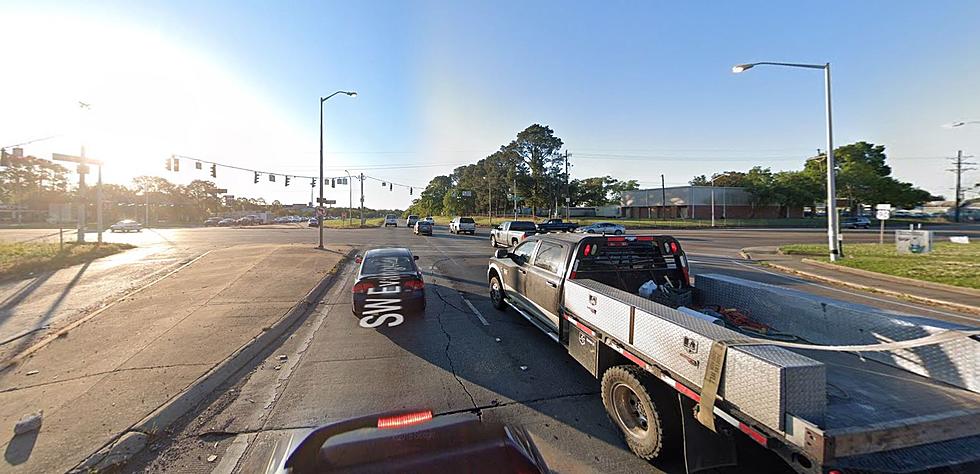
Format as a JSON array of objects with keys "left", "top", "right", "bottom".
[
  {"left": 414, "top": 220, "right": 433, "bottom": 235},
  {"left": 218, "top": 218, "right": 236, "bottom": 227},
  {"left": 535, "top": 218, "right": 578, "bottom": 233},
  {"left": 204, "top": 217, "right": 221, "bottom": 226},
  {"left": 352, "top": 248, "right": 425, "bottom": 315},
  {"left": 308, "top": 217, "right": 319, "bottom": 227},
  {"left": 449, "top": 216, "right": 476, "bottom": 235},
  {"left": 575, "top": 222, "right": 625, "bottom": 235},
  {"left": 842, "top": 216, "right": 872, "bottom": 229},
  {"left": 407, "top": 215, "right": 420, "bottom": 227},
  {"left": 109, "top": 219, "right": 141, "bottom": 232},
  {"left": 384, "top": 214, "right": 398, "bottom": 227},
  {"left": 236, "top": 217, "right": 253, "bottom": 226},
  {"left": 423, "top": 216, "right": 435, "bottom": 224}
]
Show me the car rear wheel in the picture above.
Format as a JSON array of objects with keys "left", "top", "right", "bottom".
[
  {"left": 614, "top": 229, "right": 623, "bottom": 235},
  {"left": 602, "top": 365, "right": 679, "bottom": 461},
  {"left": 491, "top": 236, "right": 497, "bottom": 247},
  {"left": 489, "top": 274, "right": 505, "bottom": 310}
]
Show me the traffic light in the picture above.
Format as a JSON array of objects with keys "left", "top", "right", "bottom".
[
  {"left": 254, "top": 172, "right": 260, "bottom": 183},
  {"left": 381, "top": 181, "right": 386, "bottom": 187},
  {"left": 310, "top": 178, "right": 316, "bottom": 187},
  {"left": 410, "top": 187, "right": 413, "bottom": 195},
  {"left": 195, "top": 161, "right": 202, "bottom": 170},
  {"left": 165, "top": 157, "right": 172, "bottom": 171},
  {"left": 210, "top": 164, "right": 217, "bottom": 178},
  {"left": 331, "top": 178, "right": 335, "bottom": 188},
  {"left": 285, "top": 175, "right": 290, "bottom": 186},
  {"left": 173, "top": 158, "right": 180, "bottom": 172},
  {"left": 389, "top": 183, "right": 393, "bottom": 191},
  {"left": 269, "top": 174, "right": 276, "bottom": 182},
  {"left": 1, "top": 149, "right": 9, "bottom": 167}
]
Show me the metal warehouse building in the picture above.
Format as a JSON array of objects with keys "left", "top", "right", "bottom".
[{"left": 620, "top": 186, "right": 803, "bottom": 219}]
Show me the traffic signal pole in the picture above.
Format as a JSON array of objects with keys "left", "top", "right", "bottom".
[{"left": 318, "top": 98, "right": 325, "bottom": 249}]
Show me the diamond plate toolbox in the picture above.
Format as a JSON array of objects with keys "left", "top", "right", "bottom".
[{"left": 566, "top": 279, "right": 826, "bottom": 432}]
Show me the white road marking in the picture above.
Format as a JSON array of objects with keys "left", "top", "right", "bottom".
[
  {"left": 463, "top": 298, "right": 490, "bottom": 326},
  {"left": 729, "top": 260, "right": 977, "bottom": 323}
]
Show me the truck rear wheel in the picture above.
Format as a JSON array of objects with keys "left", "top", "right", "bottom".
[
  {"left": 601, "top": 365, "right": 679, "bottom": 461},
  {"left": 489, "top": 274, "right": 505, "bottom": 310}
]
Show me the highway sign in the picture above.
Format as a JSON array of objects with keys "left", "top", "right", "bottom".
[
  {"left": 52, "top": 153, "right": 103, "bottom": 165},
  {"left": 876, "top": 210, "right": 890, "bottom": 220},
  {"left": 215, "top": 188, "right": 228, "bottom": 194},
  {"left": 317, "top": 198, "right": 337, "bottom": 205},
  {"left": 876, "top": 203, "right": 892, "bottom": 211}
]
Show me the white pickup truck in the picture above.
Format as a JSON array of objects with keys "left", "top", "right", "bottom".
[{"left": 487, "top": 233, "right": 980, "bottom": 473}]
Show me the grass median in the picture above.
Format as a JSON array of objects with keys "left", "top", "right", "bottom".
[
  {"left": 424, "top": 216, "right": 831, "bottom": 228},
  {"left": 0, "top": 242, "right": 135, "bottom": 281},
  {"left": 780, "top": 241, "right": 980, "bottom": 290}
]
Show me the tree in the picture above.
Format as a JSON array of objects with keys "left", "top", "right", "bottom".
[
  {"left": 689, "top": 175, "right": 709, "bottom": 186},
  {"left": 507, "top": 124, "right": 564, "bottom": 215},
  {"left": 0, "top": 154, "right": 71, "bottom": 220}
]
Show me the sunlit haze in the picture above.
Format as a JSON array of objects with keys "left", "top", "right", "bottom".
[{"left": 3, "top": 1, "right": 980, "bottom": 209}]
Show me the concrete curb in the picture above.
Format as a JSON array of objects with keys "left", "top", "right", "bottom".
[
  {"left": 70, "top": 248, "right": 355, "bottom": 473},
  {"left": 759, "top": 260, "right": 980, "bottom": 316},
  {"left": 800, "top": 258, "right": 980, "bottom": 298}
]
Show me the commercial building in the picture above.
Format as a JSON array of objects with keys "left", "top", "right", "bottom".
[{"left": 619, "top": 186, "right": 803, "bottom": 219}]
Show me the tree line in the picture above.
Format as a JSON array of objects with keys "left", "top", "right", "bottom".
[
  {"left": 406, "top": 124, "right": 638, "bottom": 217},
  {"left": 689, "top": 142, "right": 936, "bottom": 216}
]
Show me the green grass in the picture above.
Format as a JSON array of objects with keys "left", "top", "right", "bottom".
[
  {"left": 421, "top": 215, "right": 830, "bottom": 228},
  {"left": 0, "top": 242, "right": 135, "bottom": 280},
  {"left": 320, "top": 217, "right": 384, "bottom": 228},
  {"left": 779, "top": 242, "right": 980, "bottom": 289}
]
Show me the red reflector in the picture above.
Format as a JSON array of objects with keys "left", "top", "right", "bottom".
[
  {"left": 739, "top": 422, "right": 768, "bottom": 446},
  {"left": 404, "top": 279, "right": 424, "bottom": 290},
  {"left": 636, "top": 236, "right": 654, "bottom": 241},
  {"left": 352, "top": 281, "right": 375, "bottom": 293},
  {"left": 828, "top": 470, "right": 842, "bottom": 474},
  {"left": 669, "top": 242, "right": 678, "bottom": 253},
  {"left": 607, "top": 236, "right": 625, "bottom": 242},
  {"left": 583, "top": 245, "right": 591, "bottom": 256},
  {"left": 569, "top": 271, "right": 577, "bottom": 279},
  {"left": 377, "top": 410, "right": 433, "bottom": 429}
]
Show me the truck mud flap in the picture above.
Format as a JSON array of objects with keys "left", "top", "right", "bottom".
[{"left": 680, "top": 395, "right": 737, "bottom": 472}]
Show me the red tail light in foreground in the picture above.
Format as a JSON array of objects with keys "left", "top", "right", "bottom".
[
  {"left": 377, "top": 410, "right": 433, "bottom": 429},
  {"left": 352, "top": 281, "right": 375, "bottom": 293},
  {"left": 404, "top": 279, "right": 425, "bottom": 291}
]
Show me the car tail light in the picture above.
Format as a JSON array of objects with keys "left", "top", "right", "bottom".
[
  {"left": 404, "top": 279, "right": 424, "bottom": 291},
  {"left": 352, "top": 281, "right": 375, "bottom": 293},
  {"left": 377, "top": 410, "right": 433, "bottom": 429},
  {"left": 607, "top": 236, "right": 625, "bottom": 242},
  {"left": 636, "top": 236, "right": 654, "bottom": 241}
]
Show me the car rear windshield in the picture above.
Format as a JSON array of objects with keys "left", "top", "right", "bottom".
[
  {"left": 386, "top": 214, "right": 396, "bottom": 219},
  {"left": 460, "top": 218, "right": 475, "bottom": 223},
  {"left": 361, "top": 255, "right": 415, "bottom": 276},
  {"left": 510, "top": 221, "right": 536, "bottom": 231}
]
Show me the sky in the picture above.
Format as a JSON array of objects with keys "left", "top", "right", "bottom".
[{"left": 2, "top": 0, "right": 980, "bottom": 210}]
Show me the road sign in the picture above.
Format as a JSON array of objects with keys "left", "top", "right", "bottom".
[
  {"left": 461, "top": 191, "right": 472, "bottom": 197},
  {"left": 317, "top": 198, "right": 337, "bottom": 205},
  {"left": 876, "top": 203, "right": 892, "bottom": 211},
  {"left": 53, "top": 153, "right": 103, "bottom": 165},
  {"left": 215, "top": 188, "right": 228, "bottom": 194},
  {"left": 876, "top": 210, "right": 891, "bottom": 220},
  {"left": 316, "top": 207, "right": 326, "bottom": 218}
]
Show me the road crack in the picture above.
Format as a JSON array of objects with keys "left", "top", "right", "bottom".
[{"left": 432, "top": 286, "right": 479, "bottom": 415}]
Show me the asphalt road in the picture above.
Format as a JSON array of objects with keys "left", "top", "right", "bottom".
[{"left": 116, "top": 222, "right": 976, "bottom": 473}]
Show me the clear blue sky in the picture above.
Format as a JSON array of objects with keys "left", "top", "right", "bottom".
[{"left": 3, "top": 1, "right": 979, "bottom": 209}]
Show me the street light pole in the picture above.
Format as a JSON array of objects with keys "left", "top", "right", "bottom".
[
  {"left": 710, "top": 175, "right": 715, "bottom": 227},
  {"left": 345, "top": 170, "right": 353, "bottom": 227},
  {"left": 733, "top": 61, "right": 840, "bottom": 261},
  {"left": 318, "top": 91, "right": 357, "bottom": 249}
]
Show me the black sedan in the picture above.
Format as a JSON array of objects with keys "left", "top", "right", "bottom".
[{"left": 352, "top": 248, "right": 426, "bottom": 316}]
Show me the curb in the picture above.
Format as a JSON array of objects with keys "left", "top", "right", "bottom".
[
  {"left": 800, "top": 258, "right": 980, "bottom": 298},
  {"left": 759, "top": 260, "right": 980, "bottom": 316},
  {"left": 70, "top": 248, "right": 355, "bottom": 472}
]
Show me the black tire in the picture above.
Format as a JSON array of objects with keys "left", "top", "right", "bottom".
[
  {"left": 491, "top": 236, "right": 498, "bottom": 247},
  {"left": 614, "top": 229, "right": 623, "bottom": 235},
  {"left": 587, "top": 229, "right": 595, "bottom": 234},
  {"left": 489, "top": 274, "right": 505, "bottom": 310},
  {"left": 601, "top": 365, "right": 680, "bottom": 461},
  {"left": 511, "top": 239, "right": 518, "bottom": 247}
]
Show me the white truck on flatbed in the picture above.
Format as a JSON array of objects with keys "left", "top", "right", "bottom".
[{"left": 487, "top": 233, "right": 980, "bottom": 473}]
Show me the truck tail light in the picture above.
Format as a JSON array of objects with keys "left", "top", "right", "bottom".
[
  {"left": 377, "top": 410, "right": 433, "bottom": 429},
  {"left": 404, "top": 279, "right": 424, "bottom": 291},
  {"left": 352, "top": 281, "right": 375, "bottom": 293}
]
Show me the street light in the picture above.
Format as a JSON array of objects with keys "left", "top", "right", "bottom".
[
  {"left": 733, "top": 61, "right": 841, "bottom": 261},
  {"left": 319, "top": 90, "right": 357, "bottom": 249},
  {"left": 945, "top": 120, "right": 980, "bottom": 128}
]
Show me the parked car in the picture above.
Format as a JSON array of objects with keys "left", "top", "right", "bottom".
[
  {"left": 407, "top": 215, "right": 420, "bottom": 227},
  {"left": 204, "top": 217, "right": 221, "bottom": 226},
  {"left": 535, "top": 218, "right": 578, "bottom": 233},
  {"left": 218, "top": 218, "right": 236, "bottom": 227},
  {"left": 308, "top": 217, "right": 319, "bottom": 227},
  {"left": 109, "top": 219, "right": 142, "bottom": 232},
  {"left": 842, "top": 216, "right": 872, "bottom": 229},
  {"left": 384, "top": 214, "right": 398, "bottom": 227},
  {"left": 236, "top": 217, "right": 253, "bottom": 226},
  {"left": 352, "top": 248, "right": 425, "bottom": 315},
  {"left": 414, "top": 220, "right": 433, "bottom": 235},
  {"left": 449, "top": 216, "right": 476, "bottom": 235},
  {"left": 490, "top": 221, "right": 538, "bottom": 248},
  {"left": 575, "top": 222, "right": 625, "bottom": 235}
]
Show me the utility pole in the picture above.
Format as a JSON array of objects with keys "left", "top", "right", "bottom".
[
  {"left": 359, "top": 172, "right": 365, "bottom": 226},
  {"left": 488, "top": 180, "right": 492, "bottom": 225},
  {"left": 564, "top": 150, "right": 570, "bottom": 219},
  {"left": 949, "top": 150, "right": 978, "bottom": 222},
  {"left": 97, "top": 164, "right": 103, "bottom": 243},
  {"left": 661, "top": 174, "right": 667, "bottom": 220},
  {"left": 513, "top": 174, "right": 518, "bottom": 219}
]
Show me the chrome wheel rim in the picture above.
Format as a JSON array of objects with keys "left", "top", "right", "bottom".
[
  {"left": 611, "top": 382, "right": 649, "bottom": 438},
  {"left": 490, "top": 279, "right": 502, "bottom": 303}
]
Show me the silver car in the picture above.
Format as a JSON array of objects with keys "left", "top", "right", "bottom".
[
  {"left": 109, "top": 219, "right": 142, "bottom": 232},
  {"left": 575, "top": 222, "right": 625, "bottom": 235}
]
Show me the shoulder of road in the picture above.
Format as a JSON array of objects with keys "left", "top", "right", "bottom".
[
  {"left": 0, "top": 242, "right": 352, "bottom": 473},
  {"left": 740, "top": 246, "right": 980, "bottom": 315}
]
